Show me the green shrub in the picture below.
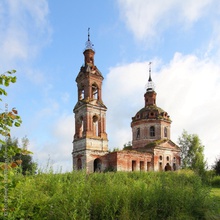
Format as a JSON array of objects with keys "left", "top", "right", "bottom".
[{"left": 211, "top": 176, "right": 220, "bottom": 188}]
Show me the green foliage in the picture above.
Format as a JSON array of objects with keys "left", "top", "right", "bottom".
[
  {"left": 209, "top": 188, "right": 220, "bottom": 218},
  {"left": 213, "top": 156, "right": 220, "bottom": 175},
  {"left": 123, "top": 141, "right": 132, "bottom": 150},
  {"left": 178, "top": 130, "right": 206, "bottom": 176},
  {"left": 0, "top": 170, "right": 218, "bottom": 219},
  {"left": 0, "top": 70, "right": 16, "bottom": 99},
  {"left": 0, "top": 70, "right": 22, "bottom": 216},
  {"left": 0, "top": 137, "right": 36, "bottom": 175},
  {"left": 0, "top": 70, "right": 22, "bottom": 144},
  {"left": 211, "top": 176, "right": 220, "bottom": 188}
]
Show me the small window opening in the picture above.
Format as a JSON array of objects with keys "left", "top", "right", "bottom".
[
  {"left": 136, "top": 128, "right": 140, "bottom": 139},
  {"left": 159, "top": 156, "right": 162, "bottom": 160},
  {"left": 159, "top": 162, "right": 163, "bottom": 171},
  {"left": 150, "top": 126, "right": 155, "bottom": 137},
  {"left": 164, "top": 127, "right": 167, "bottom": 137},
  {"left": 167, "top": 156, "right": 169, "bottom": 161}
]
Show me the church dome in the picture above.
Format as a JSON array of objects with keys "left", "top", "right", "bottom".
[{"left": 132, "top": 105, "right": 171, "bottom": 122}]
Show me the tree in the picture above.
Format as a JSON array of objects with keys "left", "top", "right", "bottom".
[
  {"left": 0, "top": 70, "right": 23, "bottom": 168},
  {"left": 0, "top": 136, "right": 37, "bottom": 175},
  {"left": 0, "top": 70, "right": 23, "bottom": 216},
  {"left": 0, "top": 70, "right": 22, "bottom": 140},
  {"left": 212, "top": 156, "right": 220, "bottom": 175},
  {"left": 178, "top": 130, "right": 206, "bottom": 175}
]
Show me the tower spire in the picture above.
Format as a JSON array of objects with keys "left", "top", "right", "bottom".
[
  {"left": 148, "top": 62, "right": 152, "bottom": 81},
  {"left": 146, "top": 62, "right": 155, "bottom": 92},
  {"left": 88, "top": 27, "right": 90, "bottom": 41},
  {"left": 84, "top": 27, "right": 95, "bottom": 52}
]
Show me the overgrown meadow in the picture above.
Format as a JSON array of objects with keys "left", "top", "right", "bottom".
[{"left": 1, "top": 170, "right": 220, "bottom": 220}]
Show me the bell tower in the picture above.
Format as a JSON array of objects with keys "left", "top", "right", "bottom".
[{"left": 72, "top": 29, "right": 108, "bottom": 172}]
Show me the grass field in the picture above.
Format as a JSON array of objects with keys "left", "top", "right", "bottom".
[
  {"left": 1, "top": 170, "right": 220, "bottom": 219},
  {"left": 208, "top": 187, "right": 220, "bottom": 219}
]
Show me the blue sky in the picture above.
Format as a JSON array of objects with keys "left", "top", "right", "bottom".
[{"left": 1, "top": 0, "right": 220, "bottom": 171}]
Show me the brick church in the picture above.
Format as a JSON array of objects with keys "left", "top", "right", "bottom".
[{"left": 72, "top": 32, "right": 180, "bottom": 173}]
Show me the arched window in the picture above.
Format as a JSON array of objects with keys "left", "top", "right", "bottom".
[
  {"left": 164, "top": 127, "right": 167, "bottom": 137},
  {"left": 136, "top": 128, "right": 140, "bottom": 139},
  {"left": 93, "top": 115, "right": 99, "bottom": 136},
  {"left": 159, "top": 155, "right": 163, "bottom": 160},
  {"left": 77, "top": 158, "right": 82, "bottom": 170},
  {"left": 150, "top": 126, "right": 155, "bottom": 137}
]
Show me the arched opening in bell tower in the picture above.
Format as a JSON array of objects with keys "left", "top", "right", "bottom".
[
  {"left": 79, "top": 86, "right": 85, "bottom": 100},
  {"left": 92, "top": 83, "right": 98, "bottom": 100}
]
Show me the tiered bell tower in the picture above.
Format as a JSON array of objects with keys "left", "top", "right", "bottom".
[{"left": 72, "top": 29, "right": 108, "bottom": 172}]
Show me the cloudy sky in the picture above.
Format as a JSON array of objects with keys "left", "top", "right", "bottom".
[{"left": 1, "top": 0, "right": 220, "bottom": 171}]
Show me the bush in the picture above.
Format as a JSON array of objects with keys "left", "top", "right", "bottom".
[{"left": 211, "top": 176, "right": 220, "bottom": 188}]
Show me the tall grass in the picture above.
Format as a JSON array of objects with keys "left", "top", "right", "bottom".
[{"left": 0, "top": 170, "right": 217, "bottom": 219}]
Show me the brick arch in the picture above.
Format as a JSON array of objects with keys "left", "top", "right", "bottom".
[{"left": 94, "top": 158, "right": 102, "bottom": 172}]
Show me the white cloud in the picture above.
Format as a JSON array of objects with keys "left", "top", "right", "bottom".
[
  {"left": 104, "top": 53, "right": 220, "bottom": 167},
  {"left": 117, "top": 0, "right": 215, "bottom": 42},
  {"left": 0, "top": 0, "right": 51, "bottom": 67},
  {"left": 31, "top": 114, "right": 74, "bottom": 172}
]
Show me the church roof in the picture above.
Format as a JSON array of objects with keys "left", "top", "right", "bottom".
[
  {"left": 132, "top": 105, "right": 171, "bottom": 122},
  {"left": 140, "top": 139, "right": 180, "bottom": 151}
]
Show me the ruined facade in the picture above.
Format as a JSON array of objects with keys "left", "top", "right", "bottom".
[{"left": 72, "top": 33, "right": 180, "bottom": 172}]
